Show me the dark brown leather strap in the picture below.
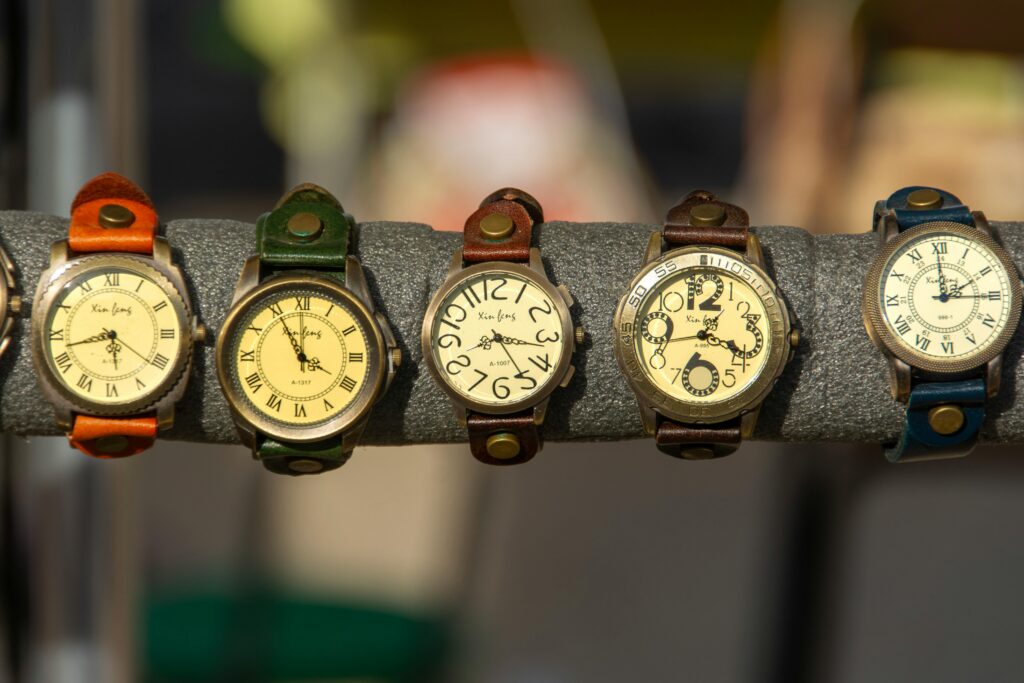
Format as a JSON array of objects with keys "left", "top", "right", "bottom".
[
  {"left": 663, "top": 190, "right": 749, "bottom": 249},
  {"left": 462, "top": 187, "right": 543, "bottom": 263},
  {"left": 467, "top": 410, "right": 541, "bottom": 466},
  {"left": 655, "top": 416, "right": 741, "bottom": 460}
]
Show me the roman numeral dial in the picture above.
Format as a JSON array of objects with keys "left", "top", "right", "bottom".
[
  {"left": 42, "top": 265, "right": 187, "bottom": 407},
  {"left": 228, "top": 288, "right": 371, "bottom": 426},
  {"left": 877, "top": 230, "right": 1018, "bottom": 364}
]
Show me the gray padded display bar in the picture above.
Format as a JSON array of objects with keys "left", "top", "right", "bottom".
[{"left": 2, "top": 211, "right": 1023, "bottom": 446}]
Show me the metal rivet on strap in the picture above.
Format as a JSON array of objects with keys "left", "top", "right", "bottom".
[
  {"left": 94, "top": 435, "right": 130, "bottom": 455},
  {"left": 906, "top": 188, "right": 943, "bottom": 210},
  {"left": 928, "top": 404, "right": 965, "bottom": 435},
  {"left": 689, "top": 203, "right": 726, "bottom": 227},
  {"left": 98, "top": 204, "right": 136, "bottom": 228},
  {"left": 288, "top": 458, "right": 324, "bottom": 474},
  {"left": 480, "top": 212, "right": 515, "bottom": 240},
  {"left": 486, "top": 432, "right": 521, "bottom": 459},
  {"left": 287, "top": 212, "right": 324, "bottom": 241}
]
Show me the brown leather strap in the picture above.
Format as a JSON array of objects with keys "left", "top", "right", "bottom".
[
  {"left": 663, "top": 190, "right": 749, "bottom": 249},
  {"left": 462, "top": 187, "right": 543, "bottom": 263},
  {"left": 655, "top": 416, "right": 741, "bottom": 460},
  {"left": 467, "top": 410, "right": 541, "bottom": 466}
]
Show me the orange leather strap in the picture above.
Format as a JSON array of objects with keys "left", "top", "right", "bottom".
[
  {"left": 68, "top": 172, "right": 157, "bottom": 254},
  {"left": 69, "top": 414, "right": 158, "bottom": 458}
]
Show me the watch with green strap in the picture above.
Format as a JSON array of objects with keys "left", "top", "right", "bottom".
[{"left": 215, "top": 184, "right": 400, "bottom": 475}]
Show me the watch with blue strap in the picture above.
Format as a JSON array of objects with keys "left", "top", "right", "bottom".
[{"left": 862, "top": 186, "right": 1022, "bottom": 462}]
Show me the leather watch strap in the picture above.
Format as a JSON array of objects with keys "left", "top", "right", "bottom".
[
  {"left": 257, "top": 436, "right": 351, "bottom": 475},
  {"left": 655, "top": 191, "right": 752, "bottom": 457},
  {"left": 663, "top": 190, "right": 750, "bottom": 248},
  {"left": 69, "top": 172, "right": 157, "bottom": 254},
  {"left": 467, "top": 410, "right": 541, "bottom": 466},
  {"left": 69, "top": 414, "right": 157, "bottom": 458},
  {"left": 878, "top": 186, "right": 974, "bottom": 231},
  {"left": 256, "top": 183, "right": 352, "bottom": 274}
]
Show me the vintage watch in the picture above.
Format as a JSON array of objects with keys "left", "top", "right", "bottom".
[
  {"left": 421, "top": 188, "right": 580, "bottom": 465},
  {"left": 613, "top": 191, "right": 798, "bottom": 459},
  {"left": 862, "top": 186, "right": 1021, "bottom": 462},
  {"left": 215, "top": 183, "right": 400, "bottom": 476},
  {"left": 32, "top": 172, "right": 204, "bottom": 457}
]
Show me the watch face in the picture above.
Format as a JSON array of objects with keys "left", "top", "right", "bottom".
[
  {"left": 39, "top": 259, "right": 189, "bottom": 411},
  {"left": 614, "top": 246, "right": 791, "bottom": 423},
  {"left": 865, "top": 222, "right": 1022, "bottom": 372},
  {"left": 634, "top": 268, "right": 773, "bottom": 404},
  {"left": 426, "top": 267, "right": 571, "bottom": 410},
  {"left": 218, "top": 276, "right": 383, "bottom": 440}
]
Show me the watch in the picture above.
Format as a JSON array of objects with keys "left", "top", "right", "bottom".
[
  {"left": 421, "top": 188, "right": 581, "bottom": 465},
  {"left": 613, "top": 191, "right": 798, "bottom": 459},
  {"left": 32, "top": 172, "right": 204, "bottom": 457},
  {"left": 862, "top": 186, "right": 1022, "bottom": 462},
  {"left": 215, "top": 183, "right": 400, "bottom": 476}
]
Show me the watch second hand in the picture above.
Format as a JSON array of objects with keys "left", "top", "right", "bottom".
[{"left": 492, "top": 329, "right": 525, "bottom": 375}]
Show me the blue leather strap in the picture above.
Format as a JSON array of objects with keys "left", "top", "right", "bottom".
[
  {"left": 880, "top": 186, "right": 974, "bottom": 230},
  {"left": 886, "top": 379, "right": 986, "bottom": 462}
]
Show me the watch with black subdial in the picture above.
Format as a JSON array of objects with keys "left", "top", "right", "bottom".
[
  {"left": 613, "top": 191, "right": 798, "bottom": 459},
  {"left": 421, "top": 188, "right": 582, "bottom": 465},
  {"left": 32, "top": 172, "right": 204, "bottom": 457},
  {"left": 215, "top": 184, "right": 400, "bottom": 476},
  {"left": 862, "top": 186, "right": 1022, "bottom": 462}
]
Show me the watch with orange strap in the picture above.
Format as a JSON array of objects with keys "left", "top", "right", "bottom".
[{"left": 32, "top": 172, "right": 205, "bottom": 457}]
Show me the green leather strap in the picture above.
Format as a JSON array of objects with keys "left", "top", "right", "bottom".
[
  {"left": 257, "top": 436, "right": 351, "bottom": 476},
  {"left": 255, "top": 183, "right": 353, "bottom": 273}
]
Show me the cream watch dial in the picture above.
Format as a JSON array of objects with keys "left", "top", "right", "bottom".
[
  {"left": 634, "top": 267, "right": 772, "bottom": 403},
  {"left": 43, "top": 266, "right": 186, "bottom": 406},
  {"left": 430, "top": 271, "right": 566, "bottom": 406},
  {"left": 878, "top": 230, "right": 1016, "bottom": 363},
  {"left": 227, "top": 287, "right": 370, "bottom": 427}
]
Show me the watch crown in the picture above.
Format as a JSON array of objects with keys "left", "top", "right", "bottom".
[
  {"left": 193, "top": 322, "right": 208, "bottom": 344},
  {"left": 390, "top": 347, "right": 402, "bottom": 368},
  {"left": 789, "top": 328, "right": 800, "bottom": 348},
  {"left": 574, "top": 326, "right": 585, "bottom": 346},
  {"left": 8, "top": 295, "right": 21, "bottom": 315}
]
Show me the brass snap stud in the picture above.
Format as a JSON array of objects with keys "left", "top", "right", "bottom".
[
  {"left": 486, "top": 432, "right": 521, "bottom": 460},
  {"left": 689, "top": 203, "right": 726, "bottom": 227},
  {"left": 288, "top": 458, "right": 324, "bottom": 474},
  {"left": 94, "top": 435, "right": 129, "bottom": 455},
  {"left": 286, "top": 212, "right": 324, "bottom": 241},
  {"left": 928, "top": 404, "right": 965, "bottom": 436},
  {"left": 479, "top": 212, "right": 515, "bottom": 240},
  {"left": 906, "top": 188, "right": 943, "bottom": 210},
  {"left": 98, "top": 204, "right": 136, "bottom": 228}
]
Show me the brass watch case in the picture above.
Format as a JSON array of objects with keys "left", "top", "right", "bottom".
[
  {"left": 216, "top": 267, "right": 392, "bottom": 445},
  {"left": 862, "top": 219, "right": 1022, "bottom": 378},
  {"left": 31, "top": 240, "right": 197, "bottom": 429},
  {"left": 421, "top": 249, "right": 575, "bottom": 418},
  {"left": 613, "top": 239, "right": 793, "bottom": 428}
]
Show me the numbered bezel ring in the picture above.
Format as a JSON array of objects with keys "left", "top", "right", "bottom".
[
  {"left": 31, "top": 253, "right": 193, "bottom": 416},
  {"left": 421, "top": 261, "right": 575, "bottom": 415},
  {"left": 613, "top": 245, "right": 792, "bottom": 424},
  {"left": 862, "top": 221, "right": 1022, "bottom": 374},
  {"left": 215, "top": 273, "right": 387, "bottom": 443}
]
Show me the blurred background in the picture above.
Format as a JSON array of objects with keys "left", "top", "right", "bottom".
[{"left": 3, "top": 0, "right": 1024, "bottom": 681}]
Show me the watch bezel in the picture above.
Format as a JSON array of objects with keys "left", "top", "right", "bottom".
[
  {"left": 862, "top": 220, "right": 1022, "bottom": 374},
  {"left": 31, "top": 253, "right": 194, "bottom": 416},
  {"left": 613, "top": 245, "right": 792, "bottom": 424},
  {"left": 421, "top": 261, "right": 575, "bottom": 415},
  {"left": 215, "top": 273, "right": 387, "bottom": 443}
]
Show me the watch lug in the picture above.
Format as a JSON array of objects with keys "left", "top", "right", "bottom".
[
  {"left": 533, "top": 398, "right": 550, "bottom": 426},
  {"left": 527, "top": 247, "right": 545, "bottom": 275},
  {"left": 447, "top": 249, "right": 464, "bottom": 278},
  {"left": 973, "top": 211, "right": 994, "bottom": 237},
  {"left": 745, "top": 234, "right": 765, "bottom": 269},
  {"left": 231, "top": 255, "right": 262, "bottom": 305},
  {"left": 880, "top": 213, "right": 900, "bottom": 243},
  {"left": 556, "top": 284, "right": 574, "bottom": 307},
  {"left": 740, "top": 406, "right": 760, "bottom": 439},
  {"left": 156, "top": 404, "right": 175, "bottom": 431},
  {"left": 452, "top": 403, "right": 468, "bottom": 428},
  {"left": 345, "top": 256, "right": 375, "bottom": 312},
  {"left": 889, "top": 356, "right": 912, "bottom": 402},
  {"left": 559, "top": 364, "right": 576, "bottom": 388},
  {"left": 152, "top": 237, "right": 172, "bottom": 265},
  {"left": 54, "top": 407, "right": 72, "bottom": 432},
  {"left": 639, "top": 403, "right": 657, "bottom": 436},
  {"left": 49, "top": 239, "right": 69, "bottom": 269},
  {"left": 341, "top": 418, "right": 368, "bottom": 454},
  {"left": 643, "top": 231, "right": 663, "bottom": 265},
  {"left": 986, "top": 355, "right": 1002, "bottom": 399},
  {"left": 0, "top": 246, "right": 16, "bottom": 289}
]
